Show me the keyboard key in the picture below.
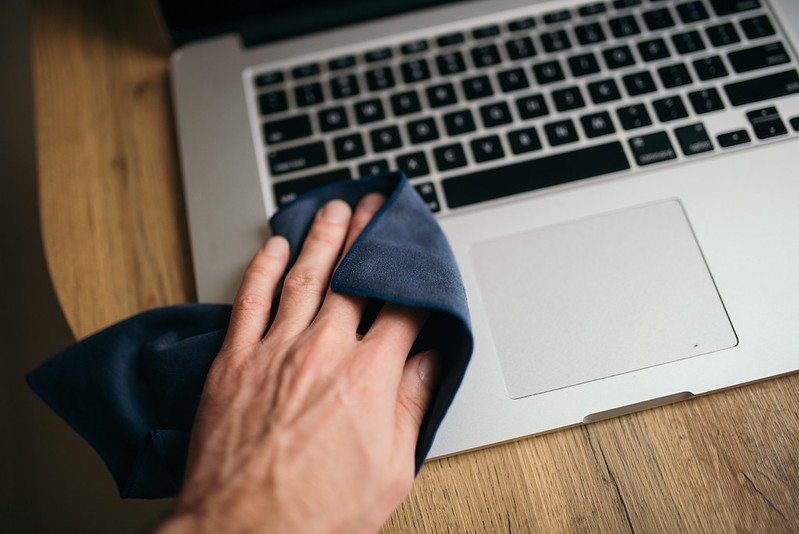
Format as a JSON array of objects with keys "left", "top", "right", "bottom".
[
  {"left": 675, "top": 123, "right": 713, "bottom": 156},
  {"left": 471, "top": 135, "right": 505, "bottom": 162},
  {"left": 613, "top": 0, "right": 641, "bottom": 8},
  {"left": 273, "top": 168, "right": 351, "bottom": 207},
  {"left": 295, "top": 83, "right": 324, "bottom": 107},
  {"left": 642, "top": 8, "right": 675, "bottom": 31},
  {"left": 792, "top": 117, "right": 799, "bottom": 132},
  {"left": 401, "top": 40, "right": 429, "bottom": 55},
  {"left": 740, "top": 15, "right": 775, "bottom": 40},
  {"left": 329, "top": 55, "right": 357, "bottom": 71},
  {"left": 709, "top": 0, "right": 761, "bottom": 17},
  {"left": 676, "top": 1, "right": 710, "bottom": 23},
  {"left": 617, "top": 104, "right": 652, "bottom": 130},
  {"left": 442, "top": 142, "right": 630, "bottom": 209},
  {"left": 628, "top": 131, "right": 677, "bottom": 166},
  {"left": 507, "top": 127, "right": 542, "bottom": 154},
  {"left": 258, "top": 90, "right": 288, "bottom": 115},
  {"left": 706, "top": 23, "right": 740, "bottom": 47},
  {"left": 408, "top": 118, "right": 440, "bottom": 144},
  {"left": 658, "top": 63, "right": 693, "bottom": 88},
  {"left": 366, "top": 67, "right": 396, "bottom": 91},
  {"left": 506, "top": 37, "right": 537, "bottom": 60},
  {"left": 578, "top": 3, "right": 607, "bottom": 16},
  {"left": 653, "top": 95, "right": 689, "bottom": 122},
  {"left": 413, "top": 182, "right": 441, "bottom": 213},
  {"left": 473, "top": 25, "right": 501, "bottom": 39},
  {"left": 433, "top": 143, "right": 468, "bottom": 171},
  {"left": 480, "top": 102, "right": 513, "bottom": 127},
  {"left": 390, "top": 91, "right": 422, "bottom": 116},
  {"left": 472, "top": 44, "right": 503, "bottom": 68},
  {"left": 463, "top": 75, "right": 494, "bottom": 100},
  {"left": 401, "top": 59, "right": 431, "bottom": 83},
  {"left": 553, "top": 86, "right": 586, "bottom": 111},
  {"left": 638, "top": 38, "right": 670, "bottom": 62},
  {"left": 318, "top": 107, "right": 349, "bottom": 132},
  {"left": 541, "top": 30, "right": 572, "bottom": 53},
  {"left": 292, "top": 63, "right": 320, "bottom": 79},
  {"left": 588, "top": 78, "right": 622, "bottom": 104},
  {"left": 498, "top": 68, "right": 530, "bottom": 92},
  {"left": 575, "top": 22, "right": 606, "bottom": 45},
  {"left": 728, "top": 42, "right": 789, "bottom": 74},
  {"left": 354, "top": 99, "right": 385, "bottom": 124},
  {"left": 268, "top": 141, "right": 328, "bottom": 176},
  {"left": 545, "top": 119, "right": 579, "bottom": 146},
  {"left": 724, "top": 70, "right": 799, "bottom": 106},
  {"left": 370, "top": 126, "right": 403, "bottom": 152},
  {"left": 516, "top": 94, "right": 549, "bottom": 119},
  {"left": 436, "top": 52, "right": 467, "bottom": 75},
  {"left": 544, "top": 10, "right": 571, "bottom": 24},
  {"left": 330, "top": 74, "right": 360, "bottom": 99},
  {"left": 672, "top": 31, "right": 705, "bottom": 54},
  {"left": 622, "top": 71, "right": 657, "bottom": 96},
  {"left": 358, "top": 160, "right": 390, "bottom": 177},
  {"left": 365, "top": 48, "right": 392, "bottom": 63},
  {"left": 255, "top": 71, "right": 284, "bottom": 87},
  {"left": 437, "top": 32, "right": 465, "bottom": 47},
  {"left": 508, "top": 17, "right": 536, "bottom": 32},
  {"left": 568, "top": 53, "right": 600, "bottom": 77},
  {"left": 263, "top": 115, "right": 312, "bottom": 145},
  {"left": 333, "top": 133, "right": 365, "bottom": 160},
  {"left": 581, "top": 111, "right": 616, "bottom": 138},
  {"left": 609, "top": 15, "right": 641, "bottom": 38},
  {"left": 396, "top": 151, "right": 430, "bottom": 177},
  {"left": 444, "top": 109, "right": 477, "bottom": 135},
  {"left": 747, "top": 106, "right": 787, "bottom": 139},
  {"left": 533, "top": 61, "right": 565, "bottom": 84},
  {"left": 603, "top": 46, "right": 635, "bottom": 69},
  {"left": 717, "top": 129, "right": 751, "bottom": 147},
  {"left": 426, "top": 83, "right": 458, "bottom": 108},
  {"left": 694, "top": 56, "right": 728, "bottom": 80}
]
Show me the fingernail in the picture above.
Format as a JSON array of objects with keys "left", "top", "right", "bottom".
[
  {"left": 358, "top": 193, "right": 385, "bottom": 212},
  {"left": 418, "top": 351, "right": 440, "bottom": 391},
  {"left": 261, "top": 236, "right": 288, "bottom": 257},
  {"left": 318, "top": 200, "right": 351, "bottom": 223}
]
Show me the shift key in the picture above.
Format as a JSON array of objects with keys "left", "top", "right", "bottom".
[{"left": 268, "top": 141, "right": 328, "bottom": 175}]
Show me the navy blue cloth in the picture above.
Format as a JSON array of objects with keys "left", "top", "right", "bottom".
[{"left": 27, "top": 171, "right": 472, "bottom": 499}]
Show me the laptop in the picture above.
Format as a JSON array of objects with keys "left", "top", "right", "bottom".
[{"left": 161, "top": 0, "right": 799, "bottom": 458}]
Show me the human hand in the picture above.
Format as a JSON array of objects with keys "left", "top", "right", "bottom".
[{"left": 155, "top": 193, "right": 438, "bottom": 534}]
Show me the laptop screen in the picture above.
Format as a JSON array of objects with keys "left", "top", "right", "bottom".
[{"left": 157, "top": 0, "right": 460, "bottom": 48}]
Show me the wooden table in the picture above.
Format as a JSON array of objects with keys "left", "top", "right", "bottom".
[{"left": 33, "top": 0, "right": 799, "bottom": 531}]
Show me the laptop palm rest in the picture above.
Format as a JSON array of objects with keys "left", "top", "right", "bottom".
[{"left": 470, "top": 200, "right": 737, "bottom": 400}]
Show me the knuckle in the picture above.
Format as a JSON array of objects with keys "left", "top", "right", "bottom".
[
  {"left": 232, "top": 292, "right": 270, "bottom": 314},
  {"left": 283, "top": 267, "right": 327, "bottom": 295}
]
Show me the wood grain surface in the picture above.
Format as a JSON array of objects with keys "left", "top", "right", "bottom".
[{"left": 32, "top": 0, "right": 799, "bottom": 532}]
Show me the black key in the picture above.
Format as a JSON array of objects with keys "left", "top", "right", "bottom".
[
  {"left": 354, "top": 99, "right": 385, "bottom": 124},
  {"left": 643, "top": 8, "right": 675, "bottom": 31},
  {"left": 613, "top": 0, "right": 641, "bottom": 8},
  {"left": 433, "top": 143, "right": 468, "bottom": 171},
  {"left": 553, "top": 86, "right": 586, "bottom": 111},
  {"left": 474, "top": 25, "right": 501, "bottom": 39},
  {"left": 544, "top": 10, "right": 571, "bottom": 24},
  {"left": 717, "top": 129, "right": 751, "bottom": 147},
  {"left": 653, "top": 95, "right": 689, "bottom": 122},
  {"left": 390, "top": 91, "right": 422, "bottom": 116},
  {"left": 498, "top": 68, "right": 530, "bottom": 92},
  {"left": 575, "top": 22, "right": 606, "bottom": 46},
  {"left": 444, "top": 109, "right": 477, "bottom": 135},
  {"left": 578, "top": 3, "right": 607, "bottom": 16},
  {"left": 725, "top": 70, "right": 799, "bottom": 106},
  {"left": 427, "top": 83, "right": 458, "bottom": 108},
  {"left": 544, "top": 119, "right": 579, "bottom": 146},
  {"left": 408, "top": 118, "right": 439, "bottom": 144},
  {"left": 676, "top": 1, "right": 710, "bottom": 23},
  {"left": 472, "top": 44, "right": 503, "bottom": 68},
  {"left": 480, "top": 102, "right": 513, "bottom": 127},
  {"left": 588, "top": 78, "right": 622, "bottom": 104},
  {"left": 507, "top": 127, "right": 542, "bottom": 154},
  {"left": 509, "top": 17, "right": 536, "bottom": 32},
  {"left": 541, "top": 30, "right": 572, "bottom": 53},
  {"left": 436, "top": 52, "right": 467, "bottom": 76},
  {"left": 675, "top": 123, "right": 713, "bottom": 156},
  {"left": 506, "top": 37, "right": 537, "bottom": 60},
  {"left": 533, "top": 61, "right": 565, "bottom": 84},
  {"left": 330, "top": 75, "right": 359, "bottom": 99},
  {"left": 747, "top": 106, "right": 788, "bottom": 139},
  {"left": 628, "top": 131, "right": 677, "bottom": 166},
  {"left": 694, "top": 56, "right": 728, "bottom": 80},
  {"left": 366, "top": 67, "right": 396, "bottom": 91},
  {"left": 401, "top": 40, "right": 429, "bottom": 55},
  {"left": 292, "top": 63, "right": 320, "bottom": 79},
  {"left": 709, "top": 0, "right": 761, "bottom": 17},
  {"left": 658, "top": 63, "right": 693, "bottom": 88},
  {"left": 259, "top": 90, "right": 288, "bottom": 115},
  {"left": 688, "top": 87, "right": 724, "bottom": 115},
  {"left": 638, "top": 38, "right": 671, "bottom": 62},
  {"left": 741, "top": 15, "right": 775, "bottom": 40},
  {"left": 329, "top": 55, "right": 357, "bottom": 71},
  {"left": 319, "top": 107, "right": 349, "bottom": 132},
  {"left": 728, "top": 42, "right": 789, "bottom": 74},
  {"left": 706, "top": 23, "right": 740, "bottom": 47},
  {"left": 333, "top": 133, "right": 365, "bottom": 160},
  {"left": 623, "top": 71, "right": 657, "bottom": 96},
  {"left": 471, "top": 135, "right": 505, "bottom": 162},
  {"left": 516, "top": 94, "right": 549, "bottom": 119},
  {"left": 463, "top": 75, "right": 494, "bottom": 100},
  {"left": 365, "top": 48, "right": 392, "bottom": 63},
  {"left": 263, "top": 115, "right": 312, "bottom": 145},
  {"left": 370, "top": 126, "right": 403, "bottom": 152},
  {"left": 358, "top": 160, "right": 390, "bottom": 177},
  {"left": 255, "top": 71, "right": 284, "bottom": 87},
  {"left": 617, "top": 104, "right": 652, "bottom": 130},
  {"left": 400, "top": 59, "right": 431, "bottom": 84},
  {"left": 268, "top": 141, "right": 328, "bottom": 176},
  {"left": 413, "top": 182, "right": 441, "bottom": 213},
  {"left": 568, "top": 53, "right": 600, "bottom": 77},
  {"left": 295, "top": 83, "right": 324, "bottom": 107},
  {"left": 396, "top": 151, "right": 430, "bottom": 178},
  {"left": 442, "top": 142, "right": 630, "bottom": 209},
  {"left": 581, "top": 111, "right": 616, "bottom": 138},
  {"left": 672, "top": 31, "right": 705, "bottom": 54},
  {"left": 603, "top": 46, "right": 635, "bottom": 69},
  {"left": 792, "top": 117, "right": 799, "bottom": 132},
  {"left": 437, "top": 32, "right": 465, "bottom": 47},
  {"left": 273, "top": 168, "right": 351, "bottom": 207},
  {"left": 609, "top": 15, "right": 641, "bottom": 38}
]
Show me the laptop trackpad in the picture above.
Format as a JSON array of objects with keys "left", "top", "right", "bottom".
[{"left": 470, "top": 200, "right": 737, "bottom": 399}]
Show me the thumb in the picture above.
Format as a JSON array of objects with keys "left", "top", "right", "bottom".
[{"left": 395, "top": 350, "right": 440, "bottom": 453}]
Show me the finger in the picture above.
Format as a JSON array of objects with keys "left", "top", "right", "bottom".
[
  {"left": 269, "top": 200, "right": 352, "bottom": 337},
  {"left": 394, "top": 350, "right": 439, "bottom": 455},
  {"left": 224, "top": 236, "right": 290, "bottom": 348},
  {"left": 363, "top": 303, "right": 429, "bottom": 356}
]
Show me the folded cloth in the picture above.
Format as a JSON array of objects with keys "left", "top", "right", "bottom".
[{"left": 27, "top": 171, "right": 473, "bottom": 499}]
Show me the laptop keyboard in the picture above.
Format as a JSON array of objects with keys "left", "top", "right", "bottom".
[{"left": 249, "top": 0, "right": 799, "bottom": 213}]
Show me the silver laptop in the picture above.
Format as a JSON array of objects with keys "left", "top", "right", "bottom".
[{"left": 164, "top": 0, "right": 799, "bottom": 458}]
